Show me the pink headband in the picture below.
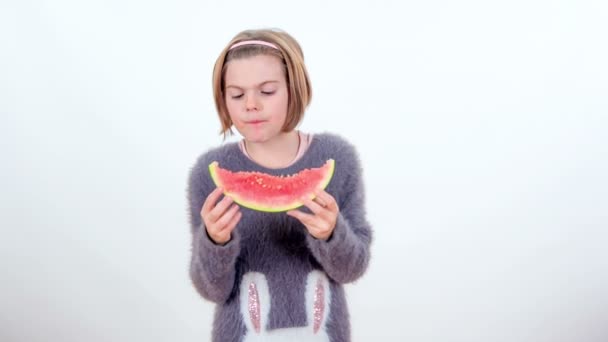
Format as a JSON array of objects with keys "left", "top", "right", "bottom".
[{"left": 228, "top": 40, "right": 279, "bottom": 51}]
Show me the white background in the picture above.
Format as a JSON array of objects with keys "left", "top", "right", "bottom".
[{"left": 2, "top": 0, "right": 607, "bottom": 341}]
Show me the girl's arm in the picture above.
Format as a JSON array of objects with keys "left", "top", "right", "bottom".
[
  {"left": 187, "top": 156, "right": 241, "bottom": 303},
  {"left": 305, "top": 143, "right": 373, "bottom": 284}
]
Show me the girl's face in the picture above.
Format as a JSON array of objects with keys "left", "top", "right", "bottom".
[{"left": 224, "top": 54, "right": 289, "bottom": 143}]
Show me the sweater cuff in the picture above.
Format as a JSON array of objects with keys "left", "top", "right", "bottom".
[
  {"left": 195, "top": 223, "right": 241, "bottom": 277},
  {"left": 305, "top": 213, "right": 353, "bottom": 261}
]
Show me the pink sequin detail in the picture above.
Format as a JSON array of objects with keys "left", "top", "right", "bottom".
[
  {"left": 313, "top": 277, "right": 325, "bottom": 333},
  {"left": 248, "top": 282, "right": 261, "bottom": 333}
]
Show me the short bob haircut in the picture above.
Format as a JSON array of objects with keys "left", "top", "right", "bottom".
[{"left": 212, "top": 28, "right": 312, "bottom": 138}]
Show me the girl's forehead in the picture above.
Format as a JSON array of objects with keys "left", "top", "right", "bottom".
[{"left": 225, "top": 55, "right": 285, "bottom": 85}]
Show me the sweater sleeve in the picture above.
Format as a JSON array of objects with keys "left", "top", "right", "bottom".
[
  {"left": 187, "top": 154, "right": 241, "bottom": 303},
  {"left": 305, "top": 141, "right": 373, "bottom": 284}
]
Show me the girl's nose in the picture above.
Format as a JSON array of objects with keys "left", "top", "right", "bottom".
[{"left": 245, "top": 94, "right": 260, "bottom": 111}]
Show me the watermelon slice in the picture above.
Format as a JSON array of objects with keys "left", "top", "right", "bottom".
[{"left": 208, "top": 159, "right": 335, "bottom": 212}]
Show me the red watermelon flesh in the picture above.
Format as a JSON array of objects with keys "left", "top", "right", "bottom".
[{"left": 209, "top": 159, "right": 335, "bottom": 212}]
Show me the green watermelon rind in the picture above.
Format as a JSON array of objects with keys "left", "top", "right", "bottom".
[{"left": 208, "top": 159, "right": 335, "bottom": 213}]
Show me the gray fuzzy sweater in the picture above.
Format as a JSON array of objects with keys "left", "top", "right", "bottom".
[{"left": 187, "top": 133, "right": 373, "bottom": 342}]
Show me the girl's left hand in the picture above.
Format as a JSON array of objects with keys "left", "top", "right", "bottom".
[{"left": 287, "top": 189, "right": 339, "bottom": 241}]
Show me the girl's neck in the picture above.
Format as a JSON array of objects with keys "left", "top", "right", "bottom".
[{"left": 244, "top": 130, "right": 300, "bottom": 169}]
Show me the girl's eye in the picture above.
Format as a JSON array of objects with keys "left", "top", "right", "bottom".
[
  {"left": 261, "top": 91, "right": 275, "bottom": 95},
  {"left": 231, "top": 94, "right": 244, "bottom": 99}
]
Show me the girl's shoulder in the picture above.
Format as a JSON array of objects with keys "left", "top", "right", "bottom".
[
  {"left": 312, "top": 132, "right": 361, "bottom": 166},
  {"left": 312, "top": 132, "right": 355, "bottom": 149},
  {"left": 191, "top": 142, "right": 239, "bottom": 169}
]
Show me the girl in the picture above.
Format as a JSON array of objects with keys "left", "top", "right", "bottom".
[{"left": 187, "top": 28, "right": 372, "bottom": 342}]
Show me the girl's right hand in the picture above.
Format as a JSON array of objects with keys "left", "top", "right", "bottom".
[{"left": 200, "top": 187, "right": 242, "bottom": 245}]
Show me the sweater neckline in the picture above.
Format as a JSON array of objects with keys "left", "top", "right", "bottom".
[{"left": 229, "top": 133, "right": 322, "bottom": 174}]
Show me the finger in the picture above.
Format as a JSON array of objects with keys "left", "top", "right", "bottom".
[
  {"left": 300, "top": 196, "right": 337, "bottom": 226},
  {"left": 314, "top": 189, "right": 338, "bottom": 211},
  {"left": 223, "top": 210, "right": 242, "bottom": 234},
  {"left": 287, "top": 210, "right": 331, "bottom": 240},
  {"left": 208, "top": 195, "right": 234, "bottom": 222},
  {"left": 215, "top": 204, "right": 240, "bottom": 231},
  {"left": 202, "top": 187, "right": 224, "bottom": 214},
  {"left": 287, "top": 209, "right": 317, "bottom": 226},
  {"left": 301, "top": 196, "right": 326, "bottom": 216},
  {"left": 312, "top": 196, "right": 327, "bottom": 209}
]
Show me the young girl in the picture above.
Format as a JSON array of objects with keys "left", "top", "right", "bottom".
[{"left": 187, "top": 28, "right": 372, "bottom": 342}]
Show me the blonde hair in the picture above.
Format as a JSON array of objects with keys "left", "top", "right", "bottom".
[{"left": 212, "top": 28, "right": 312, "bottom": 138}]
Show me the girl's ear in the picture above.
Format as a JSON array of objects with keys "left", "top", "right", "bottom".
[
  {"left": 240, "top": 272, "right": 271, "bottom": 334},
  {"left": 305, "top": 270, "right": 331, "bottom": 334}
]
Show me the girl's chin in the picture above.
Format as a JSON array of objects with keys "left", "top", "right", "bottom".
[
  {"left": 240, "top": 130, "right": 273, "bottom": 143},
  {"left": 236, "top": 127, "right": 287, "bottom": 143},
  {"left": 240, "top": 133, "right": 267, "bottom": 143}
]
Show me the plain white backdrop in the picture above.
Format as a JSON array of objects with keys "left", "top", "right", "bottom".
[{"left": 2, "top": 1, "right": 607, "bottom": 341}]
